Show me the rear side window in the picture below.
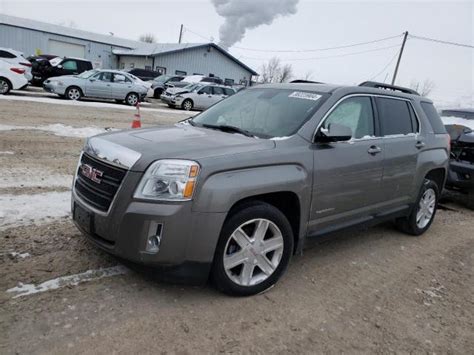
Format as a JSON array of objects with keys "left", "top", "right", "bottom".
[
  {"left": 377, "top": 97, "right": 414, "bottom": 136},
  {"left": 213, "top": 87, "right": 225, "bottom": 95},
  {"left": 0, "top": 50, "right": 16, "bottom": 58},
  {"left": 224, "top": 88, "right": 235, "bottom": 96},
  {"left": 422, "top": 102, "right": 447, "bottom": 133}
]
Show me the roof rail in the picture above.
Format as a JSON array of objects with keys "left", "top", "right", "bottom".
[
  {"left": 290, "top": 80, "right": 325, "bottom": 84},
  {"left": 359, "top": 81, "right": 419, "bottom": 95}
]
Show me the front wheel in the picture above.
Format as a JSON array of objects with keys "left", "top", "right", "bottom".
[
  {"left": 182, "top": 99, "right": 193, "bottom": 111},
  {"left": 65, "top": 86, "right": 82, "bottom": 100},
  {"left": 211, "top": 202, "right": 294, "bottom": 296},
  {"left": 126, "top": 93, "right": 139, "bottom": 106},
  {"left": 0, "top": 78, "right": 11, "bottom": 95},
  {"left": 395, "top": 179, "right": 439, "bottom": 236}
]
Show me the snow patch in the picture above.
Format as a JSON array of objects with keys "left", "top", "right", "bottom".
[
  {"left": 270, "top": 136, "right": 291, "bottom": 141},
  {"left": 0, "top": 151, "right": 14, "bottom": 155},
  {"left": 6, "top": 265, "right": 129, "bottom": 298},
  {"left": 441, "top": 116, "right": 474, "bottom": 130},
  {"left": 0, "top": 94, "right": 196, "bottom": 115},
  {"left": 0, "top": 168, "right": 73, "bottom": 189},
  {"left": 0, "top": 191, "right": 71, "bottom": 231},
  {"left": 0, "top": 123, "right": 112, "bottom": 138},
  {"left": 10, "top": 252, "right": 31, "bottom": 259}
]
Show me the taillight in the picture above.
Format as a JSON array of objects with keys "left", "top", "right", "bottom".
[
  {"left": 10, "top": 68, "right": 26, "bottom": 74},
  {"left": 20, "top": 62, "right": 32, "bottom": 67}
]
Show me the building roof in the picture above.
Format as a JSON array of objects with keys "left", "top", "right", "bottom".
[
  {"left": 113, "top": 43, "right": 258, "bottom": 75},
  {"left": 0, "top": 14, "right": 138, "bottom": 48},
  {"left": 1, "top": 14, "right": 258, "bottom": 76}
]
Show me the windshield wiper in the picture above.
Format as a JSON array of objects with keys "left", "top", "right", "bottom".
[{"left": 201, "top": 123, "right": 255, "bottom": 137}]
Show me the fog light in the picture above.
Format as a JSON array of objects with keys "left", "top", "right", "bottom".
[{"left": 146, "top": 222, "right": 163, "bottom": 253}]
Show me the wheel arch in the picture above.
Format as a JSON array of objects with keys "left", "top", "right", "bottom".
[
  {"left": 66, "top": 85, "right": 83, "bottom": 96},
  {"left": 425, "top": 167, "right": 447, "bottom": 193},
  {"left": 0, "top": 76, "right": 12, "bottom": 93}
]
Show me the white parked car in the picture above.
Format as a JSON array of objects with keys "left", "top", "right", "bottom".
[
  {"left": 161, "top": 83, "right": 236, "bottom": 111},
  {"left": 0, "top": 59, "right": 29, "bottom": 94},
  {"left": 0, "top": 47, "right": 32, "bottom": 82}
]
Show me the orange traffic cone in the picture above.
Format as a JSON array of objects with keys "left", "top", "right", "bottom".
[{"left": 131, "top": 102, "right": 142, "bottom": 129}]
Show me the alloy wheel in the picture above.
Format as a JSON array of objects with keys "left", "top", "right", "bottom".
[
  {"left": 416, "top": 188, "right": 436, "bottom": 229},
  {"left": 223, "top": 218, "right": 284, "bottom": 287},
  {"left": 0, "top": 79, "right": 9, "bottom": 94}
]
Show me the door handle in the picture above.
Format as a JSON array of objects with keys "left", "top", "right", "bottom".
[
  {"left": 415, "top": 141, "right": 426, "bottom": 149},
  {"left": 367, "top": 146, "right": 382, "bottom": 155}
]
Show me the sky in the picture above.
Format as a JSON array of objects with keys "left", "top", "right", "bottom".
[{"left": 1, "top": 0, "right": 473, "bottom": 106}]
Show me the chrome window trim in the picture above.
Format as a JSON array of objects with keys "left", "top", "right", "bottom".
[{"left": 312, "top": 93, "right": 422, "bottom": 142}]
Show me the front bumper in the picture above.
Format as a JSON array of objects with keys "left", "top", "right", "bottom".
[
  {"left": 71, "top": 168, "right": 226, "bottom": 284},
  {"left": 43, "top": 82, "right": 65, "bottom": 95},
  {"left": 446, "top": 160, "right": 474, "bottom": 191}
]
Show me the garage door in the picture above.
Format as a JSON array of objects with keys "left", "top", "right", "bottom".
[{"left": 48, "top": 40, "right": 86, "bottom": 58}]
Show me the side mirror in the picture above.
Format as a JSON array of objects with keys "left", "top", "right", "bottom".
[{"left": 315, "top": 123, "right": 352, "bottom": 143}]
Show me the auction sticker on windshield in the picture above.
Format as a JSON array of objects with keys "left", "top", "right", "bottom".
[{"left": 288, "top": 91, "right": 322, "bottom": 101}]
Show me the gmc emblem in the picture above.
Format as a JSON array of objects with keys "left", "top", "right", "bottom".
[{"left": 80, "top": 163, "right": 103, "bottom": 184}]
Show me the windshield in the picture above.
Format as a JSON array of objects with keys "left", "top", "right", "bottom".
[
  {"left": 49, "top": 57, "right": 62, "bottom": 67},
  {"left": 78, "top": 70, "right": 98, "bottom": 79},
  {"left": 192, "top": 88, "right": 326, "bottom": 138},
  {"left": 181, "top": 83, "right": 203, "bottom": 91}
]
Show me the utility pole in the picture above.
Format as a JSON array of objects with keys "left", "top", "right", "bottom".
[
  {"left": 391, "top": 31, "right": 409, "bottom": 85},
  {"left": 178, "top": 24, "right": 184, "bottom": 44}
]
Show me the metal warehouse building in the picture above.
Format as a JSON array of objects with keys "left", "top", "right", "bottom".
[{"left": 0, "top": 14, "right": 257, "bottom": 85}]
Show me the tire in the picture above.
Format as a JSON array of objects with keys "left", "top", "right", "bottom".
[
  {"left": 65, "top": 86, "right": 82, "bottom": 101},
  {"left": 395, "top": 179, "right": 439, "bottom": 236},
  {"left": 153, "top": 88, "right": 163, "bottom": 99},
  {"left": 0, "top": 77, "right": 11, "bottom": 95},
  {"left": 126, "top": 92, "right": 139, "bottom": 106},
  {"left": 211, "top": 201, "right": 294, "bottom": 296},
  {"left": 182, "top": 99, "right": 193, "bottom": 111}
]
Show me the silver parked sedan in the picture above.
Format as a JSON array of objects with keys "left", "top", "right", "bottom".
[
  {"left": 43, "top": 69, "right": 150, "bottom": 105},
  {"left": 161, "top": 83, "right": 236, "bottom": 111}
]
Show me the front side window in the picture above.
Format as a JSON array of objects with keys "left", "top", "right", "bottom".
[
  {"left": 192, "top": 88, "right": 326, "bottom": 138},
  {"left": 377, "top": 97, "right": 415, "bottom": 136},
  {"left": 199, "top": 86, "right": 212, "bottom": 95},
  {"left": 95, "top": 72, "right": 113, "bottom": 82},
  {"left": 322, "top": 96, "right": 374, "bottom": 139},
  {"left": 62, "top": 60, "right": 78, "bottom": 71}
]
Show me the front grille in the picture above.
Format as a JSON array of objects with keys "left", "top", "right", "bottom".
[{"left": 74, "top": 153, "right": 127, "bottom": 212}]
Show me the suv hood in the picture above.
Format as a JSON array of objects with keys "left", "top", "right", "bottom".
[{"left": 84, "top": 123, "right": 275, "bottom": 171}]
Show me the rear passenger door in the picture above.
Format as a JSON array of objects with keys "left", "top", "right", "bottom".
[
  {"left": 376, "top": 96, "right": 420, "bottom": 205},
  {"left": 211, "top": 86, "right": 227, "bottom": 105}
]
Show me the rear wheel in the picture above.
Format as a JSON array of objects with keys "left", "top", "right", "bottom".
[
  {"left": 0, "top": 77, "right": 11, "bottom": 95},
  {"left": 126, "top": 93, "right": 139, "bottom": 106},
  {"left": 182, "top": 99, "right": 193, "bottom": 111},
  {"left": 211, "top": 202, "right": 294, "bottom": 296},
  {"left": 395, "top": 179, "right": 439, "bottom": 236},
  {"left": 153, "top": 88, "right": 163, "bottom": 99},
  {"left": 65, "top": 86, "right": 82, "bottom": 100}
]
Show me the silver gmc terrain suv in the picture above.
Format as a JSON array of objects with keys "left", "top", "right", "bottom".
[{"left": 72, "top": 81, "right": 450, "bottom": 296}]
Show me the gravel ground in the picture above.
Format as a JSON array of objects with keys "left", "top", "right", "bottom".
[{"left": 1, "top": 95, "right": 473, "bottom": 354}]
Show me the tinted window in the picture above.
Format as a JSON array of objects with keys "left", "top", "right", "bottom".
[
  {"left": 224, "top": 78, "right": 234, "bottom": 86},
  {"left": 175, "top": 70, "right": 187, "bottom": 76},
  {"left": 213, "top": 87, "right": 225, "bottom": 95},
  {"left": 199, "top": 86, "right": 212, "bottom": 95},
  {"left": 95, "top": 72, "right": 112, "bottom": 82},
  {"left": 422, "top": 102, "right": 447, "bottom": 133},
  {"left": 0, "top": 50, "right": 16, "bottom": 59},
  {"left": 323, "top": 97, "right": 374, "bottom": 139},
  {"left": 62, "top": 60, "right": 78, "bottom": 71},
  {"left": 224, "top": 88, "right": 235, "bottom": 96},
  {"left": 377, "top": 98, "right": 414, "bottom": 135}
]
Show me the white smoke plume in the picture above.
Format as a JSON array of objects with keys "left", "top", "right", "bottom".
[{"left": 212, "top": 0, "right": 299, "bottom": 51}]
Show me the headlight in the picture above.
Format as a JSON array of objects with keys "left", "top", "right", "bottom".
[
  {"left": 134, "top": 159, "right": 200, "bottom": 201},
  {"left": 50, "top": 80, "right": 63, "bottom": 86}
]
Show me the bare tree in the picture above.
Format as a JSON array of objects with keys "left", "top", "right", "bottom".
[
  {"left": 303, "top": 71, "right": 314, "bottom": 81},
  {"left": 410, "top": 79, "right": 435, "bottom": 97},
  {"left": 260, "top": 57, "right": 293, "bottom": 83},
  {"left": 139, "top": 33, "right": 157, "bottom": 43}
]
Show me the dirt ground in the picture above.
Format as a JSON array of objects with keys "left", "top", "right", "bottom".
[{"left": 1, "top": 94, "right": 473, "bottom": 354}]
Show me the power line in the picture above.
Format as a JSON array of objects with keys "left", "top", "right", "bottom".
[
  {"left": 182, "top": 26, "right": 214, "bottom": 42},
  {"left": 409, "top": 34, "right": 474, "bottom": 49},
  {"left": 239, "top": 44, "right": 402, "bottom": 62},
  {"left": 367, "top": 48, "right": 401, "bottom": 81},
  {"left": 233, "top": 34, "right": 403, "bottom": 53}
]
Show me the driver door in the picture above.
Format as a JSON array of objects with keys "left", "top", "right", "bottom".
[
  {"left": 195, "top": 86, "right": 214, "bottom": 109},
  {"left": 309, "top": 96, "right": 384, "bottom": 234},
  {"left": 85, "top": 72, "right": 112, "bottom": 98}
]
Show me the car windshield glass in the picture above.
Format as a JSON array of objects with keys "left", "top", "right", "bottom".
[
  {"left": 49, "top": 57, "right": 62, "bottom": 66},
  {"left": 127, "top": 73, "right": 140, "bottom": 81},
  {"left": 183, "top": 83, "right": 202, "bottom": 91},
  {"left": 192, "top": 88, "right": 326, "bottom": 138},
  {"left": 78, "top": 70, "right": 98, "bottom": 79},
  {"left": 155, "top": 75, "right": 171, "bottom": 83}
]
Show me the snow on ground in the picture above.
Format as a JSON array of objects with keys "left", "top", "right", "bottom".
[
  {"left": 9, "top": 252, "right": 31, "bottom": 259},
  {"left": 0, "top": 94, "right": 196, "bottom": 115},
  {"left": 6, "top": 265, "right": 129, "bottom": 298},
  {"left": 0, "top": 191, "right": 71, "bottom": 231},
  {"left": 0, "top": 168, "right": 73, "bottom": 189},
  {"left": 0, "top": 123, "right": 113, "bottom": 138},
  {"left": 441, "top": 116, "right": 474, "bottom": 130},
  {"left": 0, "top": 151, "right": 15, "bottom": 155}
]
